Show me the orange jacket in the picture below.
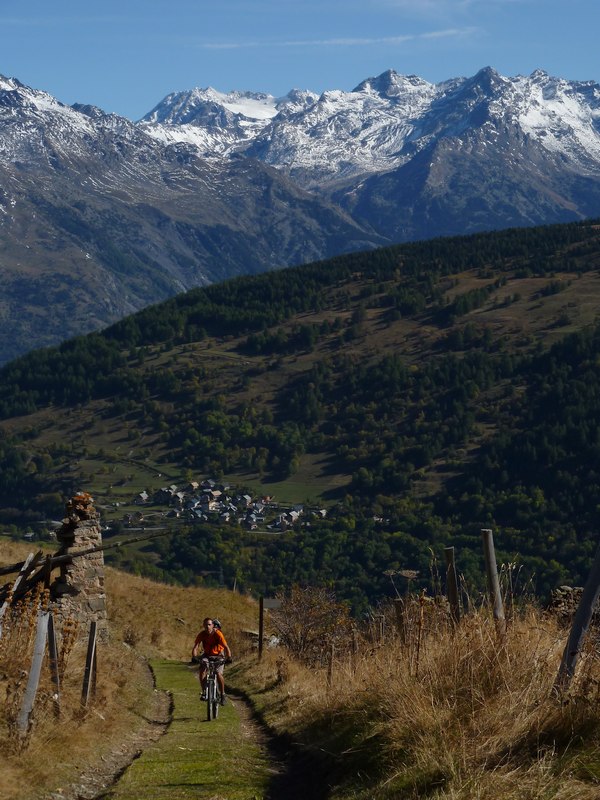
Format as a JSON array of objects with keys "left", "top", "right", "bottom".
[{"left": 194, "top": 628, "right": 228, "bottom": 656}]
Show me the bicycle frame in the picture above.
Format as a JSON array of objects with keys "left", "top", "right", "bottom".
[{"left": 205, "top": 657, "right": 225, "bottom": 721}]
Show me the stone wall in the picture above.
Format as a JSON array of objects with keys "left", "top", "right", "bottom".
[{"left": 50, "top": 492, "right": 108, "bottom": 642}]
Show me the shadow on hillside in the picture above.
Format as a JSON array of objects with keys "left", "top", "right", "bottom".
[
  {"left": 263, "top": 740, "right": 332, "bottom": 800},
  {"left": 229, "top": 688, "right": 332, "bottom": 800}
]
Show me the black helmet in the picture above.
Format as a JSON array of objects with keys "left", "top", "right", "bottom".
[{"left": 213, "top": 618, "right": 222, "bottom": 630}]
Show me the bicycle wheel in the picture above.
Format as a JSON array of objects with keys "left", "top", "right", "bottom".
[
  {"left": 206, "top": 679, "right": 214, "bottom": 721},
  {"left": 212, "top": 690, "right": 220, "bottom": 719}
]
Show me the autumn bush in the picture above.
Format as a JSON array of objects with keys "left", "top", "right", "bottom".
[
  {"left": 270, "top": 585, "right": 354, "bottom": 666},
  {"left": 233, "top": 598, "right": 600, "bottom": 800}
]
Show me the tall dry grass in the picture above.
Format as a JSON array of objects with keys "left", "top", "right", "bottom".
[
  {"left": 237, "top": 601, "right": 600, "bottom": 799},
  {"left": 0, "top": 541, "right": 259, "bottom": 800},
  {"left": 104, "top": 564, "right": 258, "bottom": 659}
]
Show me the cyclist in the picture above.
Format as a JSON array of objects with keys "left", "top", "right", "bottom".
[{"left": 192, "top": 617, "right": 232, "bottom": 705}]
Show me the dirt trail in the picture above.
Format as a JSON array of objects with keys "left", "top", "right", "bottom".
[
  {"left": 42, "top": 687, "right": 171, "bottom": 800},
  {"left": 43, "top": 660, "right": 330, "bottom": 800}
]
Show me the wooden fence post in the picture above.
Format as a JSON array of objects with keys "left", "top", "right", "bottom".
[
  {"left": 481, "top": 528, "right": 506, "bottom": 640},
  {"left": 414, "top": 590, "right": 426, "bottom": 678},
  {"left": 351, "top": 626, "right": 359, "bottom": 673},
  {"left": 47, "top": 612, "right": 61, "bottom": 717},
  {"left": 376, "top": 613, "right": 385, "bottom": 643},
  {"left": 394, "top": 598, "right": 406, "bottom": 644},
  {"left": 554, "top": 540, "right": 600, "bottom": 693},
  {"left": 352, "top": 626, "right": 359, "bottom": 656},
  {"left": 444, "top": 546, "right": 461, "bottom": 625},
  {"left": 17, "top": 610, "right": 50, "bottom": 735},
  {"left": 327, "top": 642, "right": 335, "bottom": 689},
  {"left": 258, "top": 596, "right": 264, "bottom": 661},
  {"left": 81, "top": 621, "right": 97, "bottom": 708}
]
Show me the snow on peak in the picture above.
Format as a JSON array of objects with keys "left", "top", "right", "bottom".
[
  {"left": 141, "top": 87, "right": 280, "bottom": 126},
  {"left": 0, "top": 75, "right": 23, "bottom": 92},
  {"left": 216, "top": 90, "right": 278, "bottom": 120},
  {"left": 276, "top": 88, "right": 319, "bottom": 115},
  {"left": 0, "top": 73, "right": 81, "bottom": 119},
  {"left": 353, "top": 70, "right": 433, "bottom": 98},
  {"left": 7, "top": 67, "right": 593, "bottom": 189}
]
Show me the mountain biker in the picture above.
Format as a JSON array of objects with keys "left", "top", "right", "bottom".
[{"left": 192, "top": 617, "right": 232, "bottom": 705}]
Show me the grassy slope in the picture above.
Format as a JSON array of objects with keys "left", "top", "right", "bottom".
[{"left": 4, "top": 226, "right": 600, "bottom": 524}]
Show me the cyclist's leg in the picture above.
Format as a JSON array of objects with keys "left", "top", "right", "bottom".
[
  {"left": 200, "top": 657, "right": 209, "bottom": 697},
  {"left": 216, "top": 661, "right": 226, "bottom": 703}
]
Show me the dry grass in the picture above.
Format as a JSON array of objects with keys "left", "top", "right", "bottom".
[
  {"left": 0, "top": 540, "right": 259, "bottom": 800},
  {"left": 104, "top": 565, "right": 259, "bottom": 659},
  {"left": 4, "top": 536, "right": 600, "bottom": 799},
  {"left": 0, "top": 592, "right": 154, "bottom": 800},
  {"left": 232, "top": 604, "right": 600, "bottom": 799}
]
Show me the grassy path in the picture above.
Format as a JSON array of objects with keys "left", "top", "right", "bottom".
[{"left": 104, "top": 660, "right": 272, "bottom": 800}]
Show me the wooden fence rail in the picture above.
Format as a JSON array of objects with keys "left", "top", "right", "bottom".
[
  {"left": 0, "top": 526, "right": 182, "bottom": 580},
  {"left": 0, "top": 552, "right": 39, "bottom": 638}
]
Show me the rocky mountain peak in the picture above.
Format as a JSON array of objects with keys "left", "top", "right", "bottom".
[
  {"left": 3, "top": 67, "right": 600, "bottom": 364},
  {"left": 71, "top": 102, "right": 110, "bottom": 120},
  {"left": 353, "top": 69, "right": 432, "bottom": 99},
  {"left": 0, "top": 74, "right": 25, "bottom": 92}
]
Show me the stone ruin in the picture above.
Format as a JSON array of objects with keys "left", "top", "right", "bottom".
[
  {"left": 548, "top": 585, "right": 586, "bottom": 625},
  {"left": 50, "top": 492, "right": 108, "bottom": 642}
]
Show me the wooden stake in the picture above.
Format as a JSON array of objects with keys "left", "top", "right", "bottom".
[
  {"left": 352, "top": 626, "right": 359, "bottom": 656},
  {"left": 327, "top": 642, "right": 335, "bottom": 689},
  {"left": 481, "top": 528, "right": 506, "bottom": 640},
  {"left": 393, "top": 598, "right": 406, "bottom": 644},
  {"left": 554, "top": 539, "right": 600, "bottom": 693},
  {"left": 81, "top": 621, "right": 97, "bottom": 708},
  {"left": 372, "top": 613, "right": 385, "bottom": 644},
  {"left": 414, "top": 591, "right": 425, "bottom": 678},
  {"left": 47, "top": 613, "right": 61, "bottom": 717},
  {"left": 258, "top": 596, "right": 264, "bottom": 661},
  {"left": 444, "top": 546, "right": 461, "bottom": 625},
  {"left": 17, "top": 610, "right": 50, "bottom": 735}
]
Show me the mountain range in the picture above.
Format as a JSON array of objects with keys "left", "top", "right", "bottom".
[{"left": 1, "top": 66, "right": 600, "bottom": 363}]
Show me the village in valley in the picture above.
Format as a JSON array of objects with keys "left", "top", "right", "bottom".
[{"left": 125, "top": 478, "right": 328, "bottom": 533}]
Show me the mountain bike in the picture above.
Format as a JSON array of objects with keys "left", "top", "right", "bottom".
[{"left": 205, "top": 656, "right": 225, "bottom": 721}]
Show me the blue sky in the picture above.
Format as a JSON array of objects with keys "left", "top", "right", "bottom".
[{"left": 0, "top": 0, "right": 597, "bottom": 120}]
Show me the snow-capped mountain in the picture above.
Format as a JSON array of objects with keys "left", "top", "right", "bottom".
[
  {"left": 2, "top": 66, "right": 600, "bottom": 363},
  {"left": 0, "top": 75, "right": 378, "bottom": 364},
  {"left": 139, "top": 66, "right": 600, "bottom": 242},
  {"left": 138, "top": 87, "right": 319, "bottom": 156},
  {"left": 140, "top": 67, "right": 600, "bottom": 190}
]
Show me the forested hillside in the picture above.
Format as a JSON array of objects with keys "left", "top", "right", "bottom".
[{"left": 2, "top": 219, "right": 600, "bottom": 607}]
